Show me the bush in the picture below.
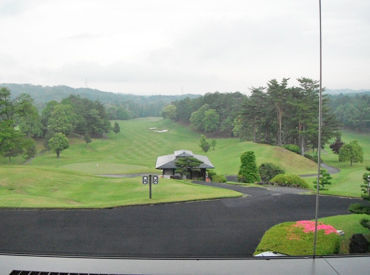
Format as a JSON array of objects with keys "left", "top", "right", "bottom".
[
  {"left": 212, "top": 174, "right": 227, "bottom": 183},
  {"left": 207, "top": 170, "right": 216, "bottom": 179},
  {"left": 238, "top": 151, "right": 260, "bottom": 183},
  {"left": 283, "top": 144, "right": 300, "bottom": 154},
  {"left": 270, "top": 174, "right": 309, "bottom": 188},
  {"left": 259, "top": 163, "right": 285, "bottom": 183},
  {"left": 348, "top": 203, "right": 370, "bottom": 215}
]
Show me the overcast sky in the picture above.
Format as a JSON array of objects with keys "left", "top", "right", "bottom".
[{"left": 0, "top": 0, "right": 369, "bottom": 95}]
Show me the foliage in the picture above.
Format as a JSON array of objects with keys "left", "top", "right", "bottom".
[
  {"left": 258, "top": 163, "right": 285, "bottom": 183},
  {"left": 22, "top": 138, "right": 36, "bottom": 160},
  {"left": 313, "top": 169, "right": 332, "bottom": 190},
  {"left": 254, "top": 221, "right": 340, "bottom": 256},
  {"left": 238, "top": 151, "right": 260, "bottom": 183},
  {"left": 61, "top": 95, "right": 110, "bottom": 138},
  {"left": 212, "top": 174, "right": 227, "bottom": 183},
  {"left": 283, "top": 144, "right": 300, "bottom": 154},
  {"left": 361, "top": 167, "right": 370, "bottom": 200},
  {"left": 202, "top": 109, "right": 220, "bottom": 133},
  {"left": 161, "top": 104, "right": 177, "bottom": 120},
  {"left": 339, "top": 140, "right": 363, "bottom": 166},
  {"left": 328, "top": 93, "right": 370, "bottom": 132},
  {"left": 170, "top": 78, "right": 338, "bottom": 150},
  {"left": 47, "top": 104, "right": 75, "bottom": 136},
  {"left": 360, "top": 219, "right": 370, "bottom": 229},
  {"left": 270, "top": 174, "right": 309, "bottom": 188},
  {"left": 199, "top": 134, "right": 210, "bottom": 153},
  {"left": 48, "top": 133, "right": 69, "bottom": 158},
  {"left": 348, "top": 203, "right": 370, "bottom": 215},
  {"left": 84, "top": 134, "right": 92, "bottom": 144},
  {"left": 0, "top": 88, "right": 38, "bottom": 161},
  {"left": 175, "top": 157, "right": 202, "bottom": 178},
  {"left": 330, "top": 136, "right": 344, "bottom": 154},
  {"left": 113, "top": 122, "right": 120, "bottom": 134},
  {"left": 211, "top": 140, "right": 216, "bottom": 150}
]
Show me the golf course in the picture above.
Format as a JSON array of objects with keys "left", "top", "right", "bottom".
[{"left": 0, "top": 117, "right": 368, "bottom": 207}]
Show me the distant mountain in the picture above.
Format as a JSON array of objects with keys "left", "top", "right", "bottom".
[
  {"left": 0, "top": 83, "right": 200, "bottom": 117},
  {"left": 326, "top": 89, "right": 370, "bottom": 95}
]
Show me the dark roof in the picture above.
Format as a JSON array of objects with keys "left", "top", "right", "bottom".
[{"left": 155, "top": 150, "right": 214, "bottom": 169}]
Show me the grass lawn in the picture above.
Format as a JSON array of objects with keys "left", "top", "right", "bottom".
[
  {"left": 26, "top": 118, "right": 317, "bottom": 175},
  {"left": 307, "top": 130, "right": 370, "bottom": 197},
  {"left": 0, "top": 166, "right": 242, "bottom": 208},
  {"left": 254, "top": 214, "right": 369, "bottom": 256}
]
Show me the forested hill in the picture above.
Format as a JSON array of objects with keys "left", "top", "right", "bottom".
[{"left": 0, "top": 83, "right": 200, "bottom": 118}]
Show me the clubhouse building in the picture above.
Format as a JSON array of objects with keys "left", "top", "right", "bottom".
[{"left": 155, "top": 150, "right": 214, "bottom": 180}]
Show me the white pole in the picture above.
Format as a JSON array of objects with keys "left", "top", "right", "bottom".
[{"left": 313, "top": 0, "right": 323, "bottom": 258}]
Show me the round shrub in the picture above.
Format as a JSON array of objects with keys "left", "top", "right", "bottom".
[
  {"left": 212, "top": 174, "right": 227, "bottom": 183},
  {"left": 259, "top": 163, "right": 285, "bottom": 183},
  {"left": 283, "top": 144, "right": 300, "bottom": 154},
  {"left": 270, "top": 174, "right": 309, "bottom": 188}
]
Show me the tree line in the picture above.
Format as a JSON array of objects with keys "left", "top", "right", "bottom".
[
  {"left": 328, "top": 92, "right": 370, "bottom": 132},
  {"left": 162, "top": 78, "right": 339, "bottom": 154},
  {"left": 0, "top": 87, "right": 112, "bottom": 160}
]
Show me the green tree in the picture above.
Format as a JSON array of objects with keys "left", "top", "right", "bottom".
[
  {"left": 339, "top": 140, "right": 363, "bottom": 166},
  {"left": 0, "top": 121, "right": 25, "bottom": 162},
  {"left": 48, "top": 133, "right": 69, "bottom": 158},
  {"left": 175, "top": 157, "right": 202, "bottom": 179},
  {"left": 267, "top": 78, "right": 289, "bottom": 146},
  {"left": 199, "top": 135, "right": 210, "bottom": 153},
  {"left": 190, "top": 104, "right": 209, "bottom": 131},
  {"left": 313, "top": 169, "right": 332, "bottom": 190},
  {"left": 202, "top": 109, "right": 220, "bottom": 133},
  {"left": 14, "top": 94, "right": 42, "bottom": 137},
  {"left": 161, "top": 104, "right": 177, "bottom": 120},
  {"left": 47, "top": 104, "right": 75, "bottom": 136},
  {"left": 361, "top": 167, "right": 370, "bottom": 201},
  {"left": 238, "top": 151, "right": 260, "bottom": 183},
  {"left": 113, "top": 122, "right": 120, "bottom": 134}
]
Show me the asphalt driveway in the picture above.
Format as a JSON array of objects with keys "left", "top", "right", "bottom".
[{"left": 0, "top": 183, "right": 361, "bottom": 258}]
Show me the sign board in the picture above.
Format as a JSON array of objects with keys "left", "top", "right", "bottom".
[
  {"left": 142, "top": 175, "right": 149, "bottom": 185},
  {"left": 153, "top": 175, "right": 159, "bottom": 184}
]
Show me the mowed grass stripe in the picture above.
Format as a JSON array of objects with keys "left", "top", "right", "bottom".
[{"left": 27, "top": 118, "right": 317, "bottom": 175}]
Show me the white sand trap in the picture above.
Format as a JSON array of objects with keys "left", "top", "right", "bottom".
[
  {"left": 149, "top": 127, "right": 157, "bottom": 130},
  {"left": 155, "top": 129, "right": 168, "bottom": 133}
]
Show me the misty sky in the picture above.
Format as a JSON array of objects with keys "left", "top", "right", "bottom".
[{"left": 0, "top": 0, "right": 369, "bottom": 95}]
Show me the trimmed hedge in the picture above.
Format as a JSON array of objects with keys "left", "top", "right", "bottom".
[
  {"left": 270, "top": 174, "right": 309, "bottom": 189},
  {"left": 283, "top": 144, "right": 300, "bottom": 154},
  {"left": 348, "top": 203, "right": 370, "bottom": 215}
]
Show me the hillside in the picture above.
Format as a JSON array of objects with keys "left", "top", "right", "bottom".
[
  {"left": 28, "top": 118, "right": 317, "bottom": 175},
  {"left": 0, "top": 83, "right": 200, "bottom": 116}
]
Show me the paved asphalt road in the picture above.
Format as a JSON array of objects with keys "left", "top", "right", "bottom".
[{"left": 0, "top": 183, "right": 362, "bottom": 258}]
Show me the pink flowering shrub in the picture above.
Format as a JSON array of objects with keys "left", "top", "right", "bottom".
[{"left": 294, "top": 220, "right": 338, "bottom": 235}]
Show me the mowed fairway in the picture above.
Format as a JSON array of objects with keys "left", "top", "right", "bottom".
[
  {"left": 316, "top": 130, "right": 370, "bottom": 197},
  {"left": 0, "top": 117, "right": 321, "bottom": 207},
  {"left": 29, "top": 118, "right": 317, "bottom": 175},
  {"left": 0, "top": 166, "right": 240, "bottom": 208}
]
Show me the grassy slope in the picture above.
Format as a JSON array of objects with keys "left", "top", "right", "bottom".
[
  {"left": 307, "top": 130, "right": 370, "bottom": 197},
  {"left": 28, "top": 118, "right": 317, "bottom": 175},
  {"left": 0, "top": 166, "right": 241, "bottom": 208}
]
